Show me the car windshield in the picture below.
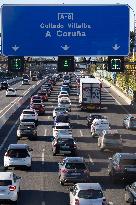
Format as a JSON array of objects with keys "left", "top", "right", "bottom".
[
  {"left": 32, "top": 99, "right": 41, "bottom": 103},
  {"left": 65, "top": 163, "right": 86, "bottom": 169},
  {"left": 7, "top": 149, "right": 29, "bottom": 158},
  {"left": 23, "top": 111, "right": 35, "bottom": 115},
  {"left": 78, "top": 189, "right": 103, "bottom": 199},
  {"left": 0, "top": 180, "right": 12, "bottom": 186},
  {"left": 104, "top": 134, "right": 120, "bottom": 140},
  {"left": 120, "top": 159, "right": 136, "bottom": 166}
]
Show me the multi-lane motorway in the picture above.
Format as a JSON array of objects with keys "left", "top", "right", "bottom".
[{"left": 0, "top": 76, "right": 136, "bottom": 205}]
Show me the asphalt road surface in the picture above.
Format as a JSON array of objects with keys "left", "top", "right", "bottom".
[{"left": 0, "top": 76, "right": 136, "bottom": 205}]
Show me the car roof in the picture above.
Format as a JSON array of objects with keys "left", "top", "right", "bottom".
[
  {"left": 57, "top": 135, "right": 73, "bottom": 139},
  {"left": 0, "top": 172, "right": 13, "bottom": 180},
  {"left": 64, "top": 157, "right": 84, "bottom": 163},
  {"left": 8, "top": 144, "right": 28, "bottom": 149},
  {"left": 77, "top": 183, "right": 102, "bottom": 190},
  {"left": 93, "top": 119, "right": 109, "bottom": 123}
]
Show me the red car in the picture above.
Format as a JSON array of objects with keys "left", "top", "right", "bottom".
[
  {"left": 30, "top": 95, "right": 42, "bottom": 103},
  {"left": 37, "top": 90, "right": 48, "bottom": 101},
  {"left": 30, "top": 99, "right": 45, "bottom": 115}
]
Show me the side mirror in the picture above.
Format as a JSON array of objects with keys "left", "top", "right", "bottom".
[
  {"left": 29, "top": 148, "right": 33, "bottom": 151},
  {"left": 109, "top": 157, "right": 112, "bottom": 161},
  {"left": 51, "top": 137, "right": 55, "bottom": 141}
]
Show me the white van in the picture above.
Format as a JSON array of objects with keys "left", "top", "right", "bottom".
[{"left": 91, "top": 119, "right": 110, "bottom": 137}]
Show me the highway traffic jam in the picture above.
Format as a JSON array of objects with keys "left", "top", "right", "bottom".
[{"left": 0, "top": 73, "right": 136, "bottom": 205}]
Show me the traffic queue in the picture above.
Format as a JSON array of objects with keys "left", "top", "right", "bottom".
[{"left": 0, "top": 73, "right": 136, "bottom": 205}]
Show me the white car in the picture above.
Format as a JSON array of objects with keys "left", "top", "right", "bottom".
[
  {"left": 53, "top": 107, "right": 68, "bottom": 118},
  {"left": 58, "top": 94, "right": 69, "bottom": 103},
  {"left": 20, "top": 109, "right": 38, "bottom": 123},
  {"left": 69, "top": 183, "right": 107, "bottom": 205},
  {"left": 53, "top": 122, "right": 71, "bottom": 137},
  {"left": 4, "top": 144, "right": 33, "bottom": 170},
  {"left": 6, "top": 88, "right": 17, "bottom": 97},
  {"left": 91, "top": 119, "right": 110, "bottom": 138},
  {"left": 0, "top": 172, "right": 21, "bottom": 203},
  {"left": 58, "top": 97, "right": 71, "bottom": 111}
]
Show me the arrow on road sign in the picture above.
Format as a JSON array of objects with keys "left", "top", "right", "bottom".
[
  {"left": 12, "top": 45, "right": 19, "bottom": 51},
  {"left": 61, "top": 45, "right": 70, "bottom": 51},
  {"left": 112, "top": 44, "right": 120, "bottom": 50}
]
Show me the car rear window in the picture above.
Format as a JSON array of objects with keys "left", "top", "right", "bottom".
[
  {"left": 32, "top": 100, "right": 41, "bottom": 104},
  {"left": 65, "top": 163, "right": 86, "bottom": 169},
  {"left": 55, "top": 126, "right": 70, "bottom": 129},
  {"left": 7, "top": 149, "right": 29, "bottom": 158},
  {"left": 23, "top": 111, "right": 35, "bottom": 115},
  {"left": 20, "top": 125, "right": 35, "bottom": 129},
  {"left": 78, "top": 189, "right": 103, "bottom": 199},
  {"left": 21, "top": 119, "right": 35, "bottom": 123},
  {"left": 0, "top": 180, "right": 12, "bottom": 186},
  {"left": 58, "top": 138, "right": 74, "bottom": 144}
]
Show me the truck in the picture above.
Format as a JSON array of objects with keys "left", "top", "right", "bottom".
[{"left": 79, "top": 78, "right": 102, "bottom": 111}]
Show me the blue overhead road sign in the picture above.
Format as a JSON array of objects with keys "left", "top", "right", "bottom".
[{"left": 1, "top": 4, "right": 130, "bottom": 56}]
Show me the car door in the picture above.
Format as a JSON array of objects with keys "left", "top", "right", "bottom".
[
  {"left": 70, "top": 184, "right": 78, "bottom": 205},
  {"left": 124, "top": 116, "right": 128, "bottom": 127}
]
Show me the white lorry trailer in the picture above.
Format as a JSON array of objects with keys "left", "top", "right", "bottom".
[{"left": 79, "top": 78, "right": 102, "bottom": 110}]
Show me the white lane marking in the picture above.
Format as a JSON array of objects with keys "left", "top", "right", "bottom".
[
  {"left": 42, "top": 148, "right": 45, "bottom": 165},
  {"left": 104, "top": 87, "right": 129, "bottom": 114},
  {"left": 0, "top": 119, "right": 18, "bottom": 150},
  {"left": 80, "top": 130, "right": 83, "bottom": 137},
  {"left": 0, "top": 84, "right": 38, "bottom": 118},
  {"left": 88, "top": 154, "right": 94, "bottom": 165},
  {"left": 48, "top": 116, "right": 50, "bottom": 119},
  {"left": 44, "top": 129, "right": 47, "bottom": 136},
  {"left": 41, "top": 201, "right": 45, "bottom": 205}
]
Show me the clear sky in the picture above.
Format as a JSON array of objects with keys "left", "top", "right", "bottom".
[{"left": 0, "top": 0, "right": 135, "bottom": 32}]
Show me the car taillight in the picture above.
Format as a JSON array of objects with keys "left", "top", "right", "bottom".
[
  {"left": 62, "top": 169, "right": 68, "bottom": 173},
  {"left": 9, "top": 185, "right": 16, "bottom": 191},
  {"left": 75, "top": 199, "right": 80, "bottom": 205},
  {"left": 116, "top": 165, "right": 123, "bottom": 171}
]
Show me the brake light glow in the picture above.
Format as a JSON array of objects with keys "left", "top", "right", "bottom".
[
  {"left": 9, "top": 185, "right": 16, "bottom": 191},
  {"left": 62, "top": 169, "right": 68, "bottom": 173},
  {"left": 75, "top": 199, "right": 80, "bottom": 205}
]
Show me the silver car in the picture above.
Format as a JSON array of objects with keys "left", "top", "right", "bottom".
[
  {"left": 58, "top": 157, "right": 90, "bottom": 185},
  {"left": 69, "top": 183, "right": 108, "bottom": 205}
]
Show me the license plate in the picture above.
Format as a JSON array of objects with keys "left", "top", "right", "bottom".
[
  {"left": 61, "top": 146, "right": 70, "bottom": 149},
  {"left": 88, "top": 106, "right": 95, "bottom": 109}
]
